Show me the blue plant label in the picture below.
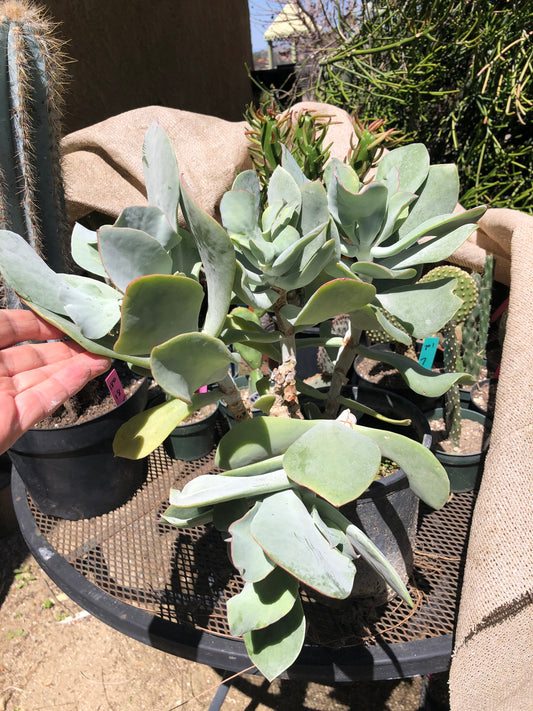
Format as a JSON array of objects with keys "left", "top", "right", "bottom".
[{"left": 418, "top": 337, "right": 440, "bottom": 370}]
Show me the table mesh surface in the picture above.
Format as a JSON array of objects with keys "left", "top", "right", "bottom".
[{"left": 28, "top": 440, "right": 475, "bottom": 649}]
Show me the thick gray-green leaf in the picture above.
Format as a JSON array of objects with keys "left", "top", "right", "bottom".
[
  {"left": 351, "top": 262, "right": 417, "bottom": 282},
  {"left": 0, "top": 230, "right": 68, "bottom": 314},
  {"left": 113, "top": 398, "right": 193, "bottom": 459},
  {"left": 227, "top": 566, "right": 299, "bottom": 636},
  {"left": 142, "top": 121, "right": 181, "bottom": 230},
  {"left": 375, "top": 143, "right": 430, "bottom": 194},
  {"left": 169, "top": 469, "right": 293, "bottom": 508},
  {"left": 283, "top": 422, "right": 381, "bottom": 506},
  {"left": 354, "top": 343, "right": 475, "bottom": 397},
  {"left": 71, "top": 222, "right": 107, "bottom": 277},
  {"left": 299, "top": 181, "right": 330, "bottom": 236},
  {"left": 282, "top": 278, "right": 375, "bottom": 331},
  {"left": 251, "top": 490, "right": 355, "bottom": 598},
  {"left": 375, "top": 279, "right": 462, "bottom": 339},
  {"left": 180, "top": 180, "right": 236, "bottom": 336},
  {"left": 380, "top": 222, "right": 481, "bottom": 270},
  {"left": 229, "top": 503, "right": 277, "bottom": 582},
  {"left": 267, "top": 165, "right": 302, "bottom": 208},
  {"left": 351, "top": 423, "right": 450, "bottom": 509},
  {"left": 151, "top": 332, "right": 238, "bottom": 403},
  {"left": 162, "top": 504, "right": 214, "bottom": 528},
  {"left": 372, "top": 208, "right": 486, "bottom": 259},
  {"left": 398, "top": 164, "right": 459, "bottom": 238},
  {"left": 60, "top": 274, "right": 122, "bottom": 339},
  {"left": 232, "top": 170, "right": 261, "bottom": 211},
  {"left": 114, "top": 205, "right": 180, "bottom": 251},
  {"left": 243, "top": 598, "right": 305, "bottom": 681},
  {"left": 114, "top": 274, "right": 204, "bottom": 355},
  {"left": 220, "top": 189, "right": 262, "bottom": 240},
  {"left": 281, "top": 144, "right": 308, "bottom": 185},
  {"left": 216, "top": 416, "right": 320, "bottom": 470},
  {"left": 98, "top": 226, "right": 173, "bottom": 292},
  {"left": 315, "top": 499, "right": 412, "bottom": 606}
]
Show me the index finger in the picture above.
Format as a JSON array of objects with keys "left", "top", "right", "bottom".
[{"left": 0, "top": 309, "right": 65, "bottom": 348}]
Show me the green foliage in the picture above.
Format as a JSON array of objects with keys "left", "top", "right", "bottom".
[
  {"left": 0, "top": 117, "right": 488, "bottom": 681},
  {"left": 0, "top": 2, "right": 69, "bottom": 307},
  {"left": 308, "top": 0, "right": 532, "bottom": 212}
]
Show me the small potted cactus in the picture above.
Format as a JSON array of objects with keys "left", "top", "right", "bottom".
[{"left": 0, "top": 113, "right": 486, "bottom": 678}]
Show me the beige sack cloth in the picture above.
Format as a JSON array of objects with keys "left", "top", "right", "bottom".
[
  {"left": 60, "top": 102, "right": 533, "bottom": 708},
  {"left": 449, "top": 214, "right": 533, "bottom": 711}
]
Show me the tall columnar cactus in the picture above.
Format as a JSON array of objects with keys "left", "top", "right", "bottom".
[
  {"left": 0, "top": 0, "right": 68, "bottom": 306},
  {"left": 462, "top": 254, "right": 495, "bottom": 380},
  {"left": 420, "top": 266, "right": 478, "bottom": 446}
]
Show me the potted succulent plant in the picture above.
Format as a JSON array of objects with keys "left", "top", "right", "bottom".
[{"left": 0, "top": 115, "right": 486, "bottom": 678}]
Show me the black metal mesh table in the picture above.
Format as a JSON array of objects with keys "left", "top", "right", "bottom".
[{"left": 12, "top": 441, "right": 475, "bottom": 683}]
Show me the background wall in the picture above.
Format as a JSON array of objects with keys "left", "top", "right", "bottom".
[{"left": 44, "top": 0, "right": 254, "bottom": 134}]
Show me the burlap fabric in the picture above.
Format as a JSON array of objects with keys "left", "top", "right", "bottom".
[{"left": 60, "top": 102, "right": 533, "bottom": 708}]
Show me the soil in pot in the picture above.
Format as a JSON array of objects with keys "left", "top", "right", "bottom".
[
  {"left": 470, "top": 378, "right": 498, "bottom": 417},
  {"left": 33, "top": 360, "right": 143, "bottom": 428},
  {"left": 429, "top": 413, "right": 490, "bottom": 455}
]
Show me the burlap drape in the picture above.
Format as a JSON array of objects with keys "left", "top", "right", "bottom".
[{"left": 60, "top": 102, "right": 533, "bottom": 709}]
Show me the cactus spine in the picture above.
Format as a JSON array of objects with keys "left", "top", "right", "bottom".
[
  {"left": 0, "top": 1, "right": 68, "bottom": 306},
  {"left": 420, "top": 266, "right": 478, "bottom": 447}
]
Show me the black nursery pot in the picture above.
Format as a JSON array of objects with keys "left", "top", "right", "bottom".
[{"left": 8, "top": 379, "right": 149, "bottom": 521}]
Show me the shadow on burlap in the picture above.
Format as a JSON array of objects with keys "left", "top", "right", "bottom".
[{"left": 59, "top": 102, "right": 533, "bottom": 710}]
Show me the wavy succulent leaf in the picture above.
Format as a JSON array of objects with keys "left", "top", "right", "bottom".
[
  {"left": 71, "top": 223, "right": 106, "bottom": 277},
  {"left": 60, "top": 274, "right": 122, "bottom": 339},
  {"left": 220, "top": 189, "right": 262, "bottom": 241},
  {"left": 375, "top": 143, "right": 430, "bottom": 194},
  {"left": 113, "top": 205, "right": 180, "bottom": 251},
  {"left": 142, "top": 121, "right": 181, "bottom": 230},
  {"left": 0, "top": 230, "right": 69, "bottom": 314},
  {"left": 216, "top": 416, "right": 319, "bottom": 470},
  {"left": 375, "top": 278, "right": 462, "bottom": 338},
  {"left": 113, "top": 398, "right": 193, "bottom": 459},
  {"left": 151, "top": 331, "right": 238, "bottom": 403},
  {"left": 114, "top": 275, "right": 204, "bottom": 355},
  {"left": 98, "top": 227, "right": 173, "bottom": 292},
  {"left": 169, "top": 469, "right": 293, "bottom": 508},
  {"left": 229, "top": 503, "right": 277, "bottom": 582},
  {"left": 180, "top": 180, "right": 236, "bottom": 337},
  {"left": 281, "top": 278, "right": 376, "bottom": 331},
  {"left": 243, "top": 597, "right": 306, "bottom": 682},
  {"left": 227, "top": 566, "right": 299, "bottom": 636},
  {"left": 354, "top": 343, "right": 475, "bottom": 396},
  {"left": 267, "top": 165, "right": 301, "bottom": 208},
  {"left": 397, "top": 164, "right": 459, "bottom": 238},
  {"left": 351, "top": 424, "right": 450, "bottom": 509},
  {"left": 315, "top": 499, "right": 413, "bottom": 606},
  {"left": 162, "top": 504, "right": 214, "bottom": 528},
  {"left": 372, "top": 207, "right": 486, "bottom": 259},
  {"left": 283, "top": 421, "right": 381, "bottom": 506},
  {"left": 250, "top": 489, "right": 355, "bottom": 598}
]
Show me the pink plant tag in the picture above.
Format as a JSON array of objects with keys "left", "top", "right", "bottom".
[
  {"left": 105, "top": 369, "right": 127, "bottom": 406},
  {"left": 196, "top": 385, "right": 208, "bottom": 394}
]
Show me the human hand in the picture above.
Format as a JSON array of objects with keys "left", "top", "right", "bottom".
[{"left": 0, "top": 309, "right": 112, "bottom": 454}]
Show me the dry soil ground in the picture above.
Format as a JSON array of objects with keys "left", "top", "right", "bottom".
[{"left": 0, "top": 523, "right": 449, "bottom": 711}]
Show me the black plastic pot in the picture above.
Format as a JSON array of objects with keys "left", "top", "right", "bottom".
[
  {"left": 426, "top": 407, "right": 491, "bottom": 493},
  {"left": 164, "top": 404, "right": 220, "bottom": 462},
  {"left": 8, "top": 378, "right": 149, "bottom": 520},
  {"left": 300, "top": 385, "right": 431, "bottom": 603},
  {"left": 0, "top": 454, "right": 17, "bottom": 536}
]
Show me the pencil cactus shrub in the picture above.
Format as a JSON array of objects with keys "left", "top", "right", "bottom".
[
  {"left": 0, "top": 119, "right": 488, "bottom": 680},
  {"left": 0, "top": 0, "right": 69, "bottom": 307}
]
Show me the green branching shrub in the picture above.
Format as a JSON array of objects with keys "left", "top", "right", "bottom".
[{"left": 301, "top": 0, "right": 532, "bottom": 211}]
